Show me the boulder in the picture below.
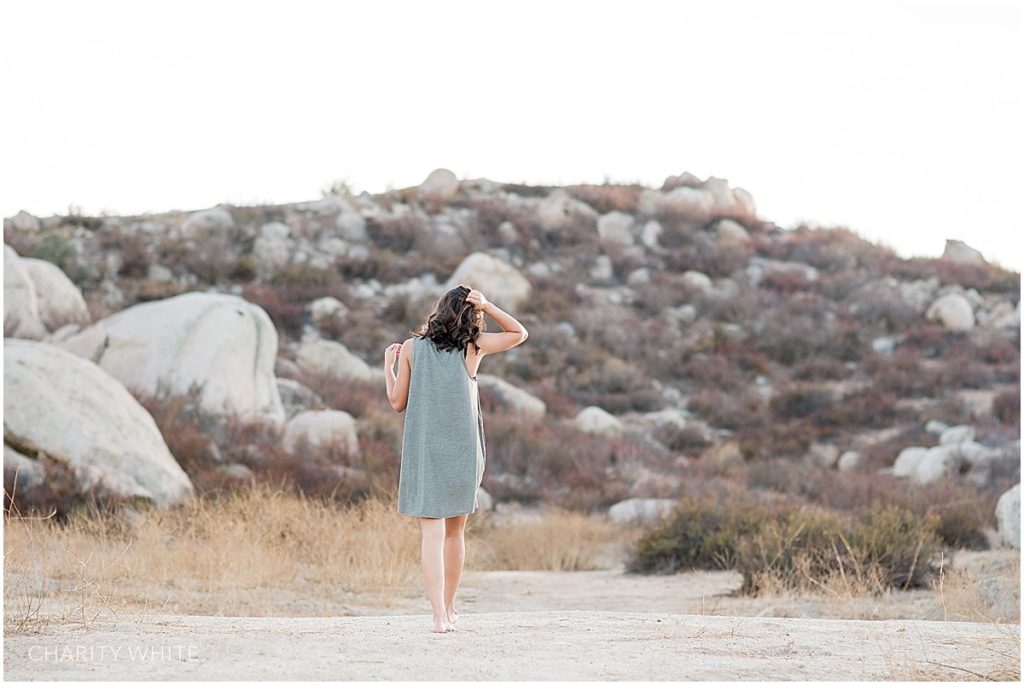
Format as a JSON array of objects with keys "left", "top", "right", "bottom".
[
  {"left": 732, "top": 188, "right": 757, "bottom": 216},
  {"left": 980, "top": 300, "right": 1020, "bottom": 330},
  {"left": 180, "top": 206, "right": 235, "bottom": 240},
  {"left": 703, "top": 177, "right": 746, "bottom": 215},
  {"left": 640, "top": 220, "right": 663, "bottom": 249},
  {"left": 681, "top": 270, "right": 714, "bottom": 294},
  {"left": 590, "top": 255, "right": 613, "bottom": 281},
  {"left": 939, "top": 424, "right": 975, "bottom": 445},
  {"left": 276, "top": 378, "right": 325, "bottom": 420},
  {"left": 4, "top": 339, "right": 194, "bottom": 508},
  {"left": 477, "top": 374, "right": 546, "bottom": 420},
  {"left": 661, "top": 172, "right": 702, "bottom": 190},
  {"left": 7, "top": 210, "right": 42, "bottom": 233},
  {"left": 910, "top": 444, "right": 966, "bottom": 483},
  {"left": 53, "top": 292, "right": 285, "bottom": 424},
  {"left": 925, "top": 419, "right": 949, "bottom": 435},
  {"left": 837, "top": 450, "right": 865, "bottom": 472},
  {"left": 4, "top": 245, "right": 47, "bottom": 339},
  {"left": 926, "top": 292, "right": 974, "bottom": 331},
  {"left": 893, "top": 446, "right": 929, "bottom": 478},
  {"left": 335, "top": 200, "right": 368, "bottom": 242},
  {"left": 995, "top": 484, "right": 1020, "bottom": 549},
  {"left": 536, "top": 190, "right": 598, "bottom": 232},
  {"left": 639, "top": 187, "right": 713, "bottom": 224},
  {"left": 418, "top": 168, "right": 460, "bottom": 203},
  {"left": 296, "top": 338, "right": 375, "bottom": 383},
  {"left": 308, "top": 296, "right": 349, "bottom": 326},
  {"left": 445, "top": 252, "right": 532, "bottom": 310},
  {"left": 746, "top": 257, "right": 819, "bottom": 285},
  {"left": 711, "top": 218, "right": 751, "bottom": 245},
  {"left": 21, "top": 257, "right": 91, "bottom": 331},
  {"left": 596, "top": 211, "right": 635, "bottom": 245},
  {"left": 805, "top": 442, "right": 839, "bottom": 469},
  {"left": 282, "top": 410, "right": 360, "bottom": 459},
  {"left": 252, "top": 222, "right": 292, "bottom": 277},
  {"left": 574, "top": 406, "right": 624, "bottom": 436},
  {"left": 942, "top": 239, "right": 986, "bottom": 265},
  {"left": 607, "top": 498, "right": 678, "bottom": 526}
]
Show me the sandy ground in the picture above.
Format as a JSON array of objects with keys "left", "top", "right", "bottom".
[
  {"left": 5, "top": 516, "right": 1019, "bottom": 681},
  {"left": 4, "top": 610, "right": 1018, "bottom": 680}
]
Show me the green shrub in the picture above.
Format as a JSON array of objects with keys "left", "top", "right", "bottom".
[
  {"left": 627, "top": 495, "right": 778, "bottom": 574},
  {"left": 628, "top": 496, "right": 942, "bottom": 596}
]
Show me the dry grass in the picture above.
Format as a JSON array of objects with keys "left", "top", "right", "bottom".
[
  {"left": 4, "top": 485, "right": 627, "bottom": 633},
  {"left": 468, "top": 508, "right": 623, "bottom": 571},
  {"left": 931, "top": 551, "right": 1021, "bottom": 624},
  {"left": 4, "top": 485, "right": 421, "bottom": 632}
]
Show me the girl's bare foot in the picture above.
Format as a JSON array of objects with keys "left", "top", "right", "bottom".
[
  {"left": 446, "top": 606, "right": 460, "bottom": 625},
  {"left": 431, "top": 615, "right": 453, "bottom": 633}
]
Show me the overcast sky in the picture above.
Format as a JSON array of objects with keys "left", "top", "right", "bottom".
[{"left": 3, "top": 0, "right": 1022, "bottom": 270}]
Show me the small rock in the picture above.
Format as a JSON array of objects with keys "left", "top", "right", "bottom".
[
  {"left": 608, "top": 498, "right": 677, "bottom": 526},
  {"left": 926, "top": 292, "right": 974, "bottom": 331},
  {"left": 574, "top": 406, "right": 624, "bottom": 436},
  {"left": 837, "top": 450, "right": 865, "bottom": 472},
  {"left": 939, "top": 424, "right": 976, "bottom": 445}
]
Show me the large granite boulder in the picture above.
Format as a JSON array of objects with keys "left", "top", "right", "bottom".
[
  {"left": 4, "top": 244, "right": 47, "bottom": 339},
  {"left": 4, "top": 339, "right": 194, "bottom": 508},
  {"left": 53, "top": 292, "right": 285, "bottom": 424},
  {"left": 22, "top": 257, "right": 91, "bottom": 330}
]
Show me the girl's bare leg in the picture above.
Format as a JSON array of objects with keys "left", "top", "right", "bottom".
[
  {"left": 443, "top": 514, "right": 468, "bottom": 624},
  {"left": 419, "top": 517, "right": 453, "bottom": 633}
]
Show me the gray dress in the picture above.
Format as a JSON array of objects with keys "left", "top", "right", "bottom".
[{"left": 397, "top": 335, "right": 487, "bottom": 518}]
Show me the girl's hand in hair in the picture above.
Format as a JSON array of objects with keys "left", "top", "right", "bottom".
[{"left": 465, "top": 289, "right": 489, "bottom": 311}]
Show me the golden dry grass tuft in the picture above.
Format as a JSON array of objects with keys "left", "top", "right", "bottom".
[{"left": 468, "top": 507, "right": 624, "bottom": 571}]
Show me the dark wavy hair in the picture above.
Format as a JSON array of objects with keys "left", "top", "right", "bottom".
[{"left": 409, "top": 284, "right": 486, "bottom": 357}]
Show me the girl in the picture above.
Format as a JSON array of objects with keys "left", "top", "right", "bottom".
[{"left": 383, "top": 284, "right": 529, "bottom": 633}]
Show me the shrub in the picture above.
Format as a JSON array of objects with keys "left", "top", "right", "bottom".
[
  {"left": 813, "top": 388, "right": 898, "bottom": 429},
  {"left": 240, "top": 282, "right": 306, "bottom": 338},
  {"left": 736, "top": 503, "right": 941, "bottom": 595},
  {"left": 564, "top": 183, "right": 644, "bottom": 215},
  {"left": 629, "top": 495, "right": 942, "bottom": 596},
  {"left": 741, "top": 457, "right": 990, "bottom": 550},
  {"left": 663, "top": 239, "right": 753, "bottom": 278},
  {"left": 27, "top": 233, "right": 87, "bottom": 283},
  {"left": 627, "top": 495, "right": 772, "bottom": 574},
  {"left": 770, "top": 384, "right": 833, "bottom": 421},
  {"left": 366, "top": 213, "right": 420, "bottom": 253},
  {"left": 994, "top": 389, "right": 1021, "bottom": 425}
]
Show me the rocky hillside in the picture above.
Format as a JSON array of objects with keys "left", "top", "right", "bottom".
[{"left": 3, "top": 168, "right": 1020, "bottom": 546}]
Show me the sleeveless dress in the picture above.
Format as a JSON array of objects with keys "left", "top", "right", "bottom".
[{"left": 397, "top": 335, "right": 487, "bottom": 518}]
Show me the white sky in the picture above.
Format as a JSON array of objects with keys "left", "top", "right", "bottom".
[{"left": 3, "top": 0, "right": 1022, "bottom": 271}]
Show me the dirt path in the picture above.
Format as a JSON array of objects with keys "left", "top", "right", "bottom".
[{"left": 4, "top": 610, "right": 1017, "bottom": 680}]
